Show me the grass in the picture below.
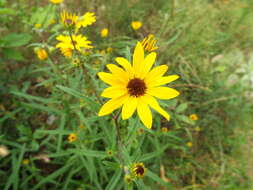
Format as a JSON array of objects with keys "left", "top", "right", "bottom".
[{"left": 0, "top": 0, "right": 253, "bottom": 189}]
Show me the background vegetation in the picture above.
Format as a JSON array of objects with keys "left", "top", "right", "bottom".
[{"left": 1, "top": 0, "right": 253, "bottom": 189}]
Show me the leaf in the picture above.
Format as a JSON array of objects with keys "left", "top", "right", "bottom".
[
  {"left": 0, "top": 8, "right": 16, "bottom": 15},
  {"left": 176, "top": 115, "right": 195, "bottom": 125},
  {"left": 56, "top": 85, "right": 100, "bottom": 112},
  {"left": 175, "top": 103, "right": 188, "bottom": 113},
  {"left": 105, "top": 169, "right": 122, "bottom": 190},
  {"left": 2, "top": 48, "right": 25, "bottom": 61},
  {"left": 0, "top": 33, "right": 32, "bottom": 47}
]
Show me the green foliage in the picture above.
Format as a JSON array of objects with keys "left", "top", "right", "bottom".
[{"left": 1, "top": 0, "right": 253, "bottom": 190}]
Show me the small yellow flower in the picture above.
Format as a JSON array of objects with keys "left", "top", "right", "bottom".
[
  {"left": 132, "top": 162, "right": 146, "bottom": 178},
  {"left": 106, "top": 150, "right": 113, "bottom": 156},
  {"left": 101, "top": 28, "right": 109, "bottom": 38},
  {"left": 124, "top": 174, "right": 133, "bottom": 184},
  {"left": 79, "top": 124, "right": 85, "bottom": 129},
  {"left": 76, "top": 12, "right": 96, "bottom": 29},
  {"left": 49, "top": 0, "right": 63, "bottom": 4},
  {"left": 56, "top": 34, "right": 93, "bottom": 58},
  {"left": 35, "top": 49, "right": 48, "bottom": 60},
  {"left": 98, "top": 42, "right": 180, "bottom": 128},
  {"left": 107, "top": 47, "right": 113, "bottom": 53},
  {"left": 131, "top": 21, "right": 142, "bottom": 30},
  {"left": 186, "top": 142, "right": 193, "bottom": 147},
  {"left": 189, "top": 114, "right": 198, "bottom": 121},
  {"left": 71, "top": 58, "right": 80, "bottom": 66},
  {"left": 35, "top": 23, "right": 41, "bottom": 29},
  {"left": 22, "top": 159, "right": 29, "bottom": 165},
  {"left": 141, "top": 34, "right": 158, "bottom": 52},
  {"left": 68, "top": 133, "right": 77, "bottom": 143},
  {"left": 161, "top": 127, "right": 168, "bottom": 133},
  {"left": 61, "top": 10, "right": 78, "bottom": 27},
  {"left": 137, "top": 128, "right": 145, "bottom": 135}
]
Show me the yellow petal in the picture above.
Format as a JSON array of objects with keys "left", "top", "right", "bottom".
[
  {"left": 147, "top": 87, "right": 180, "bottom": 100},
  {"left": 106, "top": 64, "right": 129, "bottom": 83},
  {"left": 121, "top": 96, "right": 138, "bottom": 119},
  {"left": 137, "top": 100, "right": 152, "bottom": 128},
  {"left": 101, "top": 86, "right": 127, "bottom": 98},
  {"left": 144, "top": 95, "right": 170, "bottom": 120},
  {"left": 133, "top": 42, "right": 144, "bottom": 77},
  {"left": 115, "top": 57, "right": 134, "bottom": 78},
  {"left": 98, "top": 94, "right": 129, "bottom": 116},
  {"left": 147, "top": 75, "right": 179, "bottom": 87},
  {"left": 97, "top": 72, "right": 124, "bottom": 86},
  {"left": 140, "top": 52, "right": 157, "bottom": 79},
  {"left": 144, "top": 65, "right": 168, "bottom": 84}
]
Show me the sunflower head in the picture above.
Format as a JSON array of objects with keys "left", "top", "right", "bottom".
[
  {"left": 189, "top": 114, "right": 198, "bottom": 121},
  {"left": 68, "top": 133, "right": 77, "bottom": 143},
  {"left": 131, "top": 21, "right": 142, "bottom": 30},
  {"left": 141, "top": 34, "right": 158, "bottom": 52},
  {"left": 76, "top": 12, "right": 96, "bottom": 29},
  {"left": 132, "top": 163, "right": 146, "bottom": 178},
  {"left": 98, "top": 42, "right": 180, "bottom": 128},
  {"left": 61, "top": 10, "right": 78, "bottom": 27},
  {"left": 50, "top": 0, "right": 63, "bottom": 4}
]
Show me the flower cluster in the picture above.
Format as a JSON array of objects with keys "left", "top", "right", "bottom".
[{"left": 56, "top": 10, "right": 96, "bottom": 58}]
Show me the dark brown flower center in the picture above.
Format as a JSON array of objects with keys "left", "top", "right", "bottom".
[
  {"left": 127, "top": 78, "right": 146, "bottom": 97},
  {"left": 135, "top": 165, "right": 145, "bottom": 176},
  {"left": 65, "top": 19, "right": 72, "bottom": 24}
]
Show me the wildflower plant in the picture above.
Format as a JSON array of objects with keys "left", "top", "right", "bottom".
[{"left": 2, "top": 0, "right": 253, "bottom": 190}]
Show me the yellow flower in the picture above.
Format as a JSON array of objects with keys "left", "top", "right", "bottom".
[
  {"left": 61, "top": 10, "right": 78, "bottom": 27},
  {"left": 161, "top": 127, "right": 168, "bottom": 133},
  {"left": 101, "top": 28, "right": 109, "bottom": 38},
  {"left": 79, "top": 124, "right": 85, "bottom": 129},
  {"left": 131, "top": 21, "right": 142, "bottom": 30},
  {"left": 76, "top": 12, "right": 96, "bottom": 29},
  {"left": 189, "top": 114, "right": 198, "bottom": 121},
  {"left": 186, "top": 142, "right": 193, "bottom": 147},
  {"left": 68, "top": 133, "right": 77, "bottom": 143},
  {"left": 71, "top": 58, "right": 80, "bottom": 66},
  {"left": 22, "top": 159, "right": 29, "bottom": 165},
  {"left": 124, "top": 174, "right": 133, "bottom": 184},
  {"left": 49, "top": 0, "right": 63, "bottom": 4},
  {"left": 132, "top": 163, "right": 146, "bottom": 178},
  {"left": 0, "top": 145, "right": 9, "bottom": 157},
  {"left": 56, "top": 34, "right": 93, "bottom": 58},
  {"left": 35, "top": 49, "right": 48, "bottom": 60},
  {"left": 141, "top": 34, "right": 158, "bottom": 52},
  {"left": 107, "top": 47, "right": 113, "bottom": 53},
  {"left": 97, "top": 42, "right": 179, "bottom": 128},
  {"left": 35, "top": 23, "right": 41, "bottom": 29}
]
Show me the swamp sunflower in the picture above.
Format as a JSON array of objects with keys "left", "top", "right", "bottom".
[
  {"left": 56, "top": 34, "right": 93, "bottom": 58},
  {"left": 98, "top": 42, "right": 179, "bottom": 128}
]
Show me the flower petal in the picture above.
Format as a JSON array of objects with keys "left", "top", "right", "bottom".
[
  {"left": 147, "top": 75, "right": 179, "bottom": 87},
  {"left": 140, "top": 52, "right": 157, "bottom": 79},
  {"left": 115, "top": 57, "right": 134, "bottom": 78},
  {"left": 144, "top": 65, "right": 168, "bottom": 84},
  {"left": 137, "top": 100, "right": 152, "bottom": 128},
  {"left": 97, "top": 72, "right": 124, "bottom": 86},
  {"left": 98, "top": 94, "right": 129, "bottom": 116},
  {"left": 106, "top": 64, "right": 129, "bottom": 83},
  {"left": 121, "top": 96, "right": 138, "bottom": 119},
  {"left": 101, "top": 86, "right": 127, "bottom": 98},
  {"left": 144, "top": 95, "right": 170, "bottom": 120},
  {"left": 147, "top": 87, "right": 180, "bottom": 100},
  {"left": 133, "top": 42, "right": 144, "bottom": 77}
]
